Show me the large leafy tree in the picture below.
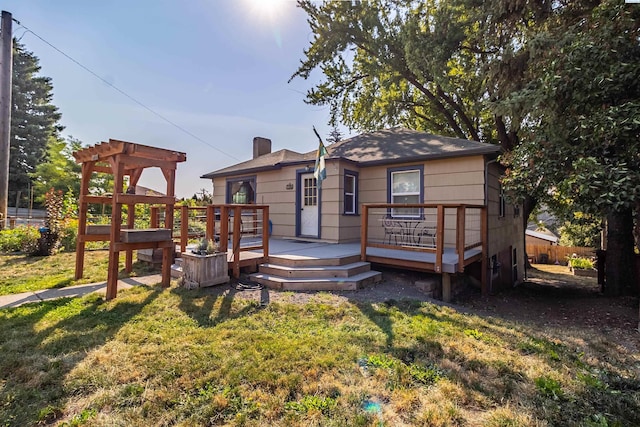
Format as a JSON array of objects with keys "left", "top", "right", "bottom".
[
  {"left": 31, "top": 136, "right": 82, "bottom": 201},
  {"left": 291, "top": 0, "right": 488, "bottom": 138},
  {"left": 290, "top": 0, "right": 553, "bottom": 220},
  {"left": 11, "top": 41, "right": 63, "bottom": 208},
  {"left": 502, "top": 1, "right": 640, "bottom": 295},
  {"left": 292, "top": 0, "right": 639, "bottom": 294},
  {"left": 290, "top": 0, "right": 557, "bottom": 143}
]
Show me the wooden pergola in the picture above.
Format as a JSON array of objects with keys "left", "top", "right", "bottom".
[{"left": 73, "top": 139, "right": 186, "bottom": 300}]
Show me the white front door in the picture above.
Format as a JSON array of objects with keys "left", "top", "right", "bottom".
[{"left": 300, "top": 173, "right": 319, "bottom": 237}]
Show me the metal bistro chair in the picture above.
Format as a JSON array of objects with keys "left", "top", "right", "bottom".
[
  {"left": 382, "top": 217, "right": 403, "bottom": 245},
  {"left": 414, "top": 222, "right": 436, "bottom": 248}
]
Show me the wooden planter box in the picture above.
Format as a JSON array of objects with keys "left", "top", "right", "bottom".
[
  {"left": 571, "top": 268, "right": 597, "bottom": 278},
  {"left": 87, "top": 224, "right": 111, "bottom": 235},
  {"left": 137, "top": 248, "right": 163, "bottom": 264},
  {"left": 120, "top": 228, "right": 171, "bottom": 243},
  {"left": 181, "top": 252, "right": 229, "bottom": 289}
]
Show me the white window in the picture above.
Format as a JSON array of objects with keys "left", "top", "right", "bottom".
[
  {"left": 344, "top": 173, "right": 357, "bottom": 214},
  {"left": 391, "top": 169, "right": 421, "bottom": 217}
]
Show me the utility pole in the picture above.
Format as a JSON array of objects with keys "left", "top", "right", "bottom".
[{"left": 0, "top": 11, "right": 13, "bottom": 229}]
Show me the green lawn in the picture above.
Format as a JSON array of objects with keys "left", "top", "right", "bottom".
[
  {"left": 0, "top": 255, "right": 638, "bottom": 426},
  {"left": 0, "top": 251, "right": 157, "bottom": 296}
]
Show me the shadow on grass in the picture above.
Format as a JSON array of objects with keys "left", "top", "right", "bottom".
[
  {"left": 122, "top": 261, "right": 162, "bottom": 278},
  {"left": 0, "top": 253, "right": 47, "bottom": 267},
  {"left": 172, "top": 282, "right": 267, "bottom": 328},
  {"left": 355, "top": 298, "right": 479, "bottom": 348},
  {"left": 52, "top": 278, "right": 74, "bottom": 288},
  {"left": 352, "top": 294, "right": 640, "bottom": 426},
  {"left": 0, "top": 287, "right": 161, "bottom": 426}
]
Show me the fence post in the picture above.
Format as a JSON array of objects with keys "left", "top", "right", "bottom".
[
  {"left": 262, "top": 206, "right": 269, "bottom": 262},
  {"left": 150, "top": 206, "right": 159, "bottom": 228},
  {"left": 435, "top": 205, "right": 444, "bottom": 273},
  {"left": 180, "top": 205, "right": 189, "bottom": 253},
  {"left": 220, "top": 206, "right": 229, "bottom": 250},
  {"left": 232, "top": 205, "right": 241, "bottom": 278},
  {"left": 206, "top": 205, "right": 215, "bottom": 242},
  {"left": 456, "top": 206, "right": 465, "bottom": 273},
  {"left": 481, "top": 207, "right": 488, "bottom": 296},
  {"left": 361, "top": 205, "right": 369, "bottom": 262}
]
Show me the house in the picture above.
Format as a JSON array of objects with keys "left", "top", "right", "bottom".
[
  {"left": 201, "top": 127, "right": 524, "bottom": 290},
  {"left": 525, "top": 229, "right": 559, "bottom": 246}
]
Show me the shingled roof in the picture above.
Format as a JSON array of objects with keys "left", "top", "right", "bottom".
[
  {"left": 325, "top": 128, "right": 500, "bottom": 164},
  {"left": 201, "top": 127, "right": 500, "bottom": 178},
  {"left": 201, "top": 149, "right": 314, "bottom": 179}
]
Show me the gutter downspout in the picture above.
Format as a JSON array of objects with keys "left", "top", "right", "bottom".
[{"left": 484, "top": 157, "right": 498, "bottom": 294}]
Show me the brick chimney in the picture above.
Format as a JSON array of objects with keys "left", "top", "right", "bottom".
[{"left": 253, "top": 137, "right": 272, "bottom": 159}]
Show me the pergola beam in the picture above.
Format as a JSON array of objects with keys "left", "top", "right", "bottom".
[{"left": 73, "top": 139, "right": 186, "bottom": 299}]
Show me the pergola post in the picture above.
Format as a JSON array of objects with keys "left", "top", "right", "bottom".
[{"left": 73, "top": 139, "right": 186, "bottom": 300}]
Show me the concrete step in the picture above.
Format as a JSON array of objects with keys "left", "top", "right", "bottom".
[
  {"left": 171, "top": 259, "right": 182, "bottom": 279},
  {"left": 249, "top": 270, "right": 382, "bottom": 291},
  {"left": 171, "top": 259, "right": 183, "bottom": 278},
  {"left": 267, "top": 253, "right": 361, "bottom": 268},
  {"left": 258, "top": 261, "right": 371, "bottom": 278}
]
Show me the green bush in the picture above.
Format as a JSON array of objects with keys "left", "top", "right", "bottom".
[
  {"left": 59, "top": 218, "right": 78, "bottom": 252},
  {"left": 0, "top": 226, "right": 40, "bottom": 253},
  {"left": 188, "top": 219, "right": 206, "bottom": 234},
  {"left": 569, "top": 257, "right": 594, "bottom": 270}
]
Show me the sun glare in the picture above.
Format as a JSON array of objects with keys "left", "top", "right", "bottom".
[{"left": 244, "top": 0, "right": 291, "bottom": 22}]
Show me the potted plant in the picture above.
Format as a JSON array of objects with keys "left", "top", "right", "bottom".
[
  {"left": 568, "top": 256, "right": 597, "bottom": 278},
  {"left": 181, "top": 238, "right": 229, "bottom": 289}
]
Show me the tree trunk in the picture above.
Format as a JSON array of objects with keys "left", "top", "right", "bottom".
[
  {"left": 604, "top": 207, "right": 637, "bottom": 296},
  {"left": 522, "top": 194, "right": 537, "bottom": 273},
  {"left": 522, "top": 194, "right": 537, "bottom": 230},
  {"left": 634, "top": 201, "right": 640, "bottom": 253}
]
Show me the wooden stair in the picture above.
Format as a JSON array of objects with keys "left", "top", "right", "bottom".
[{"left": 249, "top": 255, "right": 382, "bottom": 291}]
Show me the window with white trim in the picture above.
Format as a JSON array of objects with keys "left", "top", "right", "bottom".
[
  {"left": 390, "top": 169, "right": 421, "bottom": 218},
  {"left": 343, "top": 172, "right": 357, "bottom": 215}
]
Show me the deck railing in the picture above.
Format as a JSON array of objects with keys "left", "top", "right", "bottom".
[
  {"left": 361, "top": 203, "right": 486, "bottom": 273},
  {"left": 152, "top": 204, "right": 270, "bottom": 278},
  {"left": 218, "top": 204, "right": 270, "bottom": 278}
]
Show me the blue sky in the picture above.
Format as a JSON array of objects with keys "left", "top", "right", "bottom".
[{"left": 6, "top": 0, "right": 344, "bottom": 198}]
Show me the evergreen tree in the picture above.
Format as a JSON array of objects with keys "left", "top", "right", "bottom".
[
  {"left": 326, "top": 126, "right": 343, "bottom": 144},
  {"left": 10, "top": 41, "right": 63, "bottom": 208}
]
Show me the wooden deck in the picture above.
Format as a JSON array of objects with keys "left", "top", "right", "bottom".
[
  {"left": 366, "top": 246, "right": 483, "bottom": 274},
  {"left": 174, "top": 202, "right": 488, "bottom": 296},
  {"left": 231, "top": 238, "right": 482, "bottom": 275}
]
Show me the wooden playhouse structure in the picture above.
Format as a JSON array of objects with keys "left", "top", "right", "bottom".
[{"left": 73, "top": 139, "right": 186, "bottom": 299}]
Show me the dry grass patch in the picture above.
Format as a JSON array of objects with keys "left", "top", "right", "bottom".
[{"left": 1, "top": 255, "right": 638, "bottom": 426}]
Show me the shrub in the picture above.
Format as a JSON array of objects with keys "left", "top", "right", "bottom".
[
  {"left": 569, "top": 257, "right": 594, "bottom": 270},
  {"left": 192, "top": 238, "right": 219, "bottom": 255},
  {"left": 59, "top": 218, "right": 78, "bottom": 252},
  {"left": 31, "top": 189, "right": 79, "bottom": 254},
  {"left": 33, "top": 188, "right": 65, "bottom": 256},
  {"left": 0, "top": 226, "right": 40, "bottom": 253},
  {"left": 188, "top": 219, "right": 206, "bottom": 234}
]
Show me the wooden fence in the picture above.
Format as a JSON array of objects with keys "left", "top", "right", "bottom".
[{"left": 526, "top": 244, "right": 596, "bottom": 265}]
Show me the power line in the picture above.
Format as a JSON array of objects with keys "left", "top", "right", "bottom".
[{"left": 13, "top": 19, "right": 241, "bottom": 162}]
